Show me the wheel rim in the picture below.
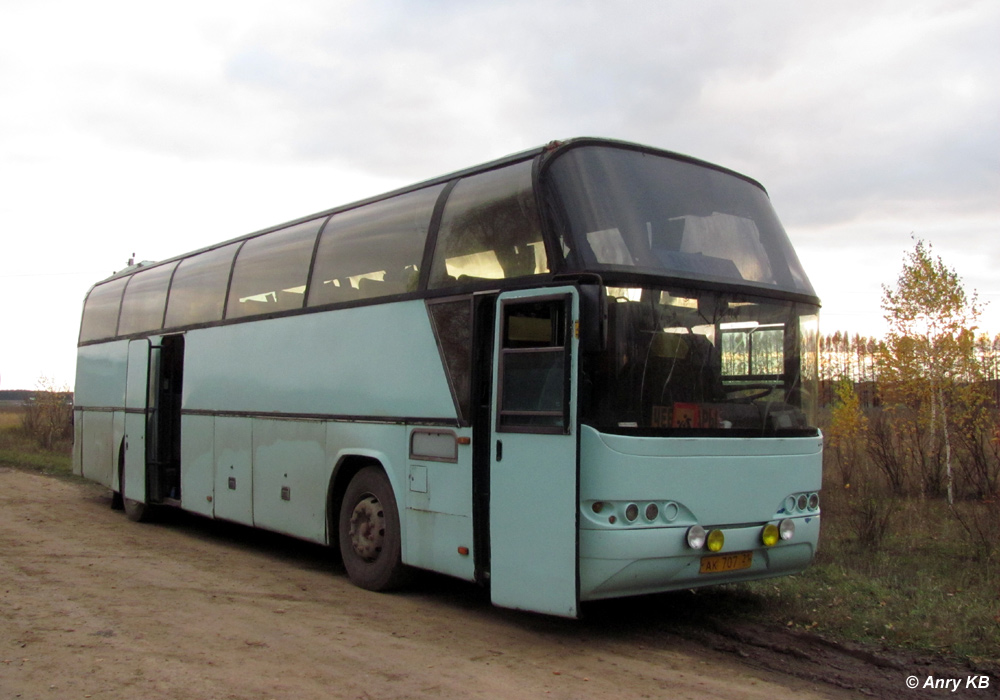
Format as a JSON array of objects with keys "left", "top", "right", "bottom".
[{"left": 349, "top": 493, "right": 385, "bottom": 562}]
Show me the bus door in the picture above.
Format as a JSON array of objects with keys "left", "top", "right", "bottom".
[
  {"left": 123, "top": 339, "right": 151, "bottom": 504},
  {"left": 489, "top": 288, "right": 579, "bottom": 617},
  {"left": 124, "top": 336, "right": 184, "bottom": 506}
]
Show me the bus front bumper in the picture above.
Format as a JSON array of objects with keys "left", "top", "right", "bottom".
[{"left": 578, "top": 514, "right": 819, "bottom": 601}]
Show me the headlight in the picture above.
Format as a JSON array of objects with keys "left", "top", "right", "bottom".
[
  {"left": 686, "top": 525, "right": 706, "bottom": 549},
  {"left": 779, "top": 518, "right": 795, "bottom": 541},
  {"left": 625, "top": 503, "right": 639, "bottom": 522}
]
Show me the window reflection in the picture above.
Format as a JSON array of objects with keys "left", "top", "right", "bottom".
[{"left": 429, "top": 161, "right": 548, "bottom": 288}]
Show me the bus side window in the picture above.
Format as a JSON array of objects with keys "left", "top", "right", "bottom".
[
  {"left": 308, "top": 185, "right": 443, "bottom": 306},
  {"left": 117, "top": 262, "right": 177, "bottom": 336},
  {"left": 163, "top": 243, "right": 239, "bottom": 329},
  {"left": 79, "top": 276, "right": 129, "bottom": 342},
  {"left": 226, "top": 219, "right": 324, "bottom": 320},
  {"left": 428, "top": 161, "right": 548, "bottom": 288}
]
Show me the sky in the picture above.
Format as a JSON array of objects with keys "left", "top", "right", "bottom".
[{"left": 1, "top": 0, "right": 997, "bottom": 390}]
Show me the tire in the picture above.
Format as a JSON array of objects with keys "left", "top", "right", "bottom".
[
  {"left": 119, "top": 458, "right": 150, "bottom": 523},
  {"left": 338, "top": 466, "right": 409, "bottom": 591}
]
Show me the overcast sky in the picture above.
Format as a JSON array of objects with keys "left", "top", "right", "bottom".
[{"left": 1, "top": 0, "right": 997, "bottom": 390}]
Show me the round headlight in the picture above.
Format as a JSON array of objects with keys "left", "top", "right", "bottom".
[
  {"left": 686, "top": 525, "right": 706, "bottom": 549},
  {"left": 706, "top": 529, "right": 725, "bottom": 553},
  {"left": 625, "top": 503, "right": 639, "bottom": 522},
  {"left": 809, "top": 493, "right": 820, "bottom": 510},
  {"left": 797, "top": 494, "right": 808, "bottom": 511},
  {"left": 645, "top": 503, "right": 659, "bottom": 521},
  {"left": 762, "top": 523, "right": 780, "bottom": 547},
  {"left": 779, "top": 518, "right": 795, "bottom": 541}
]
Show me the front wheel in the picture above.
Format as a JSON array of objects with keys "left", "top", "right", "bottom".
[{"left": 338, "top": 466, "right": 409, "bottom": 591}]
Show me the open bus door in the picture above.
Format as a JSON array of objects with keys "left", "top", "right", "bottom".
[
  {"left": 123, "top": 339, "right": 152, "bottom": 506},
  {"left": 489, "top": 288, "right": 579, "bottom": 617},
  {"left": 123, "top": 336, "right": 184, "bottom": 513}
]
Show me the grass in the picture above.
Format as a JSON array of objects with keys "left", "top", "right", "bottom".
[
  {"left": 737, "top": 483, "right": 1000, "bottom": 664},
  {"left": 0, "top": 406, "right": 72, "bottom": 474}
]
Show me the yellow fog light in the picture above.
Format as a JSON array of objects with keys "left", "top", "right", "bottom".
[
  {"left": 706, "top": 529, "right": 725, "bottom": 553},
  {"left": 762, "top": 523, "right": 780, "bottom": 547}
]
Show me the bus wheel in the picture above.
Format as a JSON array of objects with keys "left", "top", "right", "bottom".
[
  {"left": 338, "top": 466, "right": 408, "bottom": 591},
  {"left": 119, "top": 460, "right": 150, "bottom": 523}
]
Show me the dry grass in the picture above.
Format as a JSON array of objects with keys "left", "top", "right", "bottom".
[
  {"left": 0, "top": 405, "right": 72, "bottom": 474},
  {"left": 739, "top": 478, "right": 1000, "bottom": 663}
]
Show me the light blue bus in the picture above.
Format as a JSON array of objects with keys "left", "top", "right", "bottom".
[{"left": 73, "top": 138, "right": 822, "bottom": 617}]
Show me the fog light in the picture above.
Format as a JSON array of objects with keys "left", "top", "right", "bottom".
[
  {"left": 686, "top": 525, "right": 706, "bottom": 549},
  {"left": 762, "top": 523, "right": 780, "bottom": 547},
  {"left": 645, "top": 503, "right": 659, "bottom": 521},
  {"left": 779, "top": 518, "right": 795, "bottom": 541},
  {"left": 809, "top": 493, "right": 820, "bottom": 510},
  {"left": 706, "top": 529, "right": 725, "bottom": 552},
  {"left": 625, "top": 503, "right": 639, "bottom": 522}
]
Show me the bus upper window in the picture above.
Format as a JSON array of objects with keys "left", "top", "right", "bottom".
[
  {"left": 428, "top": 161, "right": 548, "bottom": 288},
  {"left": 79, "top": 276, "right": 128, "bottom": 343},
  {"left": 164, "top": 243, "right": 239, "bottom": 329},
  {"left": 117, "top": 262, "right": 177, "bottom": 336},
  {"left": 227, "top": 219, "right": 325, "bottom": 320},
  {"left": 308, "top": 185, "right": 443, "bottom": 306},
  {"left": 545, "top": 146, "right": 815, "bottom": 297}
]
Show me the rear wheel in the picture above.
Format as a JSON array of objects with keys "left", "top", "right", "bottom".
[{"left": 338, "top": 466, "right": 408, "bottom": 591}]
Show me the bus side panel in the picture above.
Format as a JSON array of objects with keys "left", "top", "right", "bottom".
[
  {"left": 79, "top": 410, "right": 115, "bottom": 488},
  {"left": 74, "top": 341, "right": 129, "bottom": 489},
  {"left": 181, "top": 301, "right": 456, "bottom": 420},
  {"left": 213, "top": 416, "right": 254, "bottom": 526},
  {"left": 180, "top": 414, "right": 215, "bottom": 518},
  {"left": 75, "top": 340, "right": 128, "bottom": 409},
  {"left": 253, "top": 418, "right": 329, "bottom": 543},
  {"left": 404, "top": 427, "right": 475, "bottom": 581}
]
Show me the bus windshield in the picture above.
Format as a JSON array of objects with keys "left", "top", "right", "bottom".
[
  {"left": 545, "top": 145, "right": 815, "bottom": 297},
  {"left": 581, "top": 286, "right": 819, "bottom": 436}
]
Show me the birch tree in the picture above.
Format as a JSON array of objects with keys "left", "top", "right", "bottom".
[{"left": 878, "top": 239, "right": 982, "bottom": 503}]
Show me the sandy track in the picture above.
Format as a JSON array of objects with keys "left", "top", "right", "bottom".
[{"left": 0, "top": 467, "right": 904, "bottom": 699}]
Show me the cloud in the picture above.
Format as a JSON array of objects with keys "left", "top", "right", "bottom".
[{"left": 0, "top": 0, "right": 998, "bottom": 387}]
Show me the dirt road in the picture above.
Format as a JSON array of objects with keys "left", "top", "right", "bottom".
[{"left": 0, "top": 467, "right": 976, "bottom": 700}]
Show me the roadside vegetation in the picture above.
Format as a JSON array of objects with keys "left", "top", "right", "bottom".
[
  {"left": 0, "top": 376, "right": 73, "bottom": 474},
  {"left": 740, "top": 239, "right": 999, "bottom": 664},
  {"left": 2, "top": 240, "right": 997, "bottom": 665}
]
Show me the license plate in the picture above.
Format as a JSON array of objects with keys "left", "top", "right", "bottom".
[{"left": 699, "top": 551, "right": 753, "bottom": 574}]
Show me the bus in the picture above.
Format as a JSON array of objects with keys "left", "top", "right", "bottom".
[{"left": 73, "top": 137, "right": 822, "bottom": 618}]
